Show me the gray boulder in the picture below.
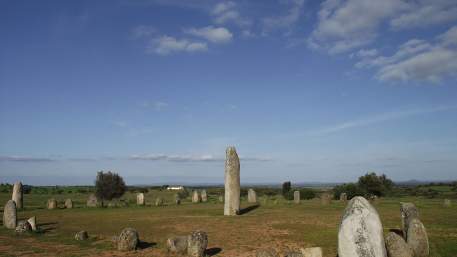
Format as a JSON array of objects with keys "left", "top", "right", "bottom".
[
  {"left": 400, "top": 202, "right": 418, "bottom": 238},
  {"left": 167, "top": 236, "right": 188, "bottom": 253},
  {"left": 256, "top": 248, "right": 280, "bottom": 257},
  {"left": 75, "top": 230, "right": 89, "bottom": 241},
  {"left": 338, "top": 196, "right": 386, "bottom": 257},
  {"left": 3, "top": 200, "right": 17, "bottom": 229},
  {"left": 407, "top": 219, "right": 429, "bottom": 257},
  {"left": 385, "top": 232, "right": 413, "bottom": 257},
  {"left": 15, "top": 220, "right": 32, "bottom": 233},
  {"left": 187, "top": 230, "right": 208, "bottom": 257},
  {"left": 117, "top": 228, "right": 139, "bottom": 251}
]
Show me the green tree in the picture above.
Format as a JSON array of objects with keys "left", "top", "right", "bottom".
[
  {"left": 357, "top": 172, "right": 394, "bottom": 197},
  {"left": 333, "top": 183, "right": 366, "bottom": 200},
  {"left": 95, "top": 171, "right": 126, "bottom": 206},
  {"left": 282, "top": 181, "right": 293, "bottom": 200}
]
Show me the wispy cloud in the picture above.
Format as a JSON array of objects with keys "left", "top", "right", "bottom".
[
  {"left": 140, "top": 101, "right": 169, "bottom": 111},
  {"left": 309, "top": 105, "right": 457, "bottom": 135},
  {"left": 129, "top": 153, "right": 271, "bottom": 162},
  {"left": 147, "top": 35, "right": 208, "bottom": 55},
  {"left": 184, "top": 26, "right": 233, "bottom": 44},
  {"left": 0, "top": 156, "right": 57, "bottom": 162},
  {"left": 262, "top": 0, "right": 305, "bottom": 34},
  {"left": 211, "top": 1, "right": 251, "bottom": 27}
]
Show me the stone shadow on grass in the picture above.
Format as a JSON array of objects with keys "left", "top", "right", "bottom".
[
  {"left": 205, "top": 247, "right": 222, "bottom": 256},
  {"left": 137, "top": 241, "right": 156, "bottom": 250},
  {"left": 238, "top": 204, "right": 260, "bottom": 215}
]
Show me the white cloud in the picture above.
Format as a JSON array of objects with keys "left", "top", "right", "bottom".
[
  {"left": 262, "top": 0, "right": 305, "bottom": 33},
  {"left": 129, "top": 154, "right": 271, "bottom": 162},
  {"left": 211, "top": 1, "right": 251, "bottom": 27},
  {"left": 147, "top": 36, "right": 208, "bottom": 55},
  {"left": 0, "top": 156, "right": 56, "bottom": 162},
  {"left": 184, "top": 26, "right": 233, "bottom": 43}
]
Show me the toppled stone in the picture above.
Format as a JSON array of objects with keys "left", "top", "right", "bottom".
[
  {"left": 338, "top": 196, "right": 386, "bottom": 257},
  {"left": 15, "top": 220, "right": 32, "bottom": 233},
  {"left": 167, "top": 236, "right": 188, "bottom": 253},
  {"left": 117, "top": 228, "right": 139, "bottom": 251},
  {"left": 300, "top": 247, "right": 323, "bottom": 257},
  {"left": 27, "top": 216, "right": 37, "bottom": 231},
  {"left": 75, "top": 230, "right": 89, "bottom": 241},
  {"left": 284, "top": 250, "right": 303, "bottom": 257},
  {"left": 187, "top": 231, "right": 208, "bottom": 257},
  {"left": 385, "top": 232, "right": 413, "bottom": 257},
  {"left": 256, "top": 248, "right": 280, "bottom": 257},
  {"left": 3, "top": 200, "right": 17, "bottom": 229},
  {"left": 407, "top": 218, "right": 429, "bottom": 257}
]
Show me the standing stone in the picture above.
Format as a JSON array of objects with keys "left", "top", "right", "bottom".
[
  {"left": 137, "top": 193, "right": 145, "bottom": 205},
  {"left": 187, "top": 231, "right": 208, "bottom": 257},
  {"left": 3, "top": 200, "right": 17, "bottom": 229},
  {"left": 248, "top": 188, "right": 257, "bottom": 203},
  {"left": 155, "top": 197, "right": 164, "bottom": 206},
  {"left": 400, "top": 202, "right": 419, "bottom": 239},
  {"left": 87, "top": 194, "right": 98, "bottom": 207},
  {"left": 27, "top": 216, "right": 37, "bottom": 231},
  {"left": 117, "top": 228, "right": 139, "bottom": 251},
  {"left": 320, "top": 193, "right": 332, "bottom": 205},
  {"left": 15, "top": 220, "right": 32, "bottom": 233},
  {"left": 65, "top": 199, "right": 73, "bottom": 209},
  {"left": 192, "top": 190, "right": 201, "bottom": 203},
  {"left": 338, "top": 196, "right": 387, "bottom": 257},
  {"left": 75, "top": 230, "right": 89, "bottom": 241},
  {"left": 175, "top": 196, "right": 181, "bottom": 205},
  {"left": 47, "top": 199, "right": 58, "bottom": 209},
  {"left": 167, "top": 236, "right": 188, "bottom": 254},
  {"left": 301, "top": 247, "right": 323, "bottom": 257},
  {"left": 256, "top": 248, "right": 280, "bottom": 257},
  {"left": 443, "top": 199, "right": 452, "bottom": 207},
  {"left": 224, "top": 146, "right": 240, "bottom": 216},
  {"left": 294, "top": 191, "right": 300, "bottom": 204},
  {"left": 340, "top": 193, "right": 348, "bottom": 202},
  {"left": 385, "top": 232, "right": 413, "bottom": 257},
  {"left": 12, "top": 181, "right": 23, "bottom": 209},
  {"left": 201, "top": 190, "right": 208, "bottom": 202},
  {"left": 407, "top": 219, "right": 429, "bottom": 257}
]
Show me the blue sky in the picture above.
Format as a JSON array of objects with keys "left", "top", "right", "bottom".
[{"left": 1, "top": 0, "right": 457, "bottom": 185}]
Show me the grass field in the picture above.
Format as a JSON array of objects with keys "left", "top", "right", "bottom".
[{"left": 0, "top": 190, "right": 456, "bottom": 257}]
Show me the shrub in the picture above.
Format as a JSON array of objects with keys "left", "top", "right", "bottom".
[
  {"left": 357, "top": 172, "right": 394, "bottom": 197},
  {"left": 333, "top": 183, "right": 366, "bottom": 200},
  {"left": 95, "top": 171, "right": 126, "bottom": 206},
  {"left": 282, "top": 181, "right": 292, "bottom": 199},
  {"left": 299, "top": 188, "right": 316, "bottom": 200}
]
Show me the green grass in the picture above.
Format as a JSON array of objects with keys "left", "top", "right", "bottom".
[{"left": 0, "top": 191, "right": 456, "bottom": 257}]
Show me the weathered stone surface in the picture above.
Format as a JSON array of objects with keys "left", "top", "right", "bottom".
[
  {"left": 338, "top": 196, "right": 386, "bottom": 257},
  {"left": 192, "top": 190, "right": 201, "bottom": 203},
  {"left": 248, "top": 189, "right": 257, "bottom": 203},
  {"left": 284, "top": 250, "right": 303, "bottom": 257},
  {"left": 300, "top": 247, "right": 323, "bottom": 257},
  {"left": 3, "top": 200, "right": 17, "bottom": 229},
  {"left": 256, "top": 248, "right": 280, "bottom": 257},
  {"left": 201, "top": 190, "right": 208, "bottom": 202},
  {"left": 155, "top": 197, "right": 164, "bottom": 206},
  {"left": 385, "top": 232, "right": 413, "bottom": 257},
  {"left": 117, "top": 228, "right": 139, "bottom": 251},
  {"left": 12, "top": 181, "right": 23, "bottom": 209},
  {"left": 294, "top": 191, "right": 300, "bottom": 204},
  {"left": 47, "top": 199, "right": 57, "bottom": 209},
  {"left": 75, "top": 230, "right": 89, "bottom": 240},
  {"left": 27, "top": 216, "right": 37, "bottom": 231},
  {"left": 340, "top": 193, "right": 348, "bottom": 202},
  {"left": 65, "top": 199, "right": 73, "bottom": 209},
  {"left": 443, "top": 199, "right": 452, "bottom": 207},
  {"left": 407, "top": 218, "right": 429, "bottom": 257},
  {"left": 15, "top": 220, "right": 32, "bottom": 233},
  {"left": 224, "top": 146, "right": 240, "bottom": 216},
  {"left": 187, "top": 231, "right": 208, "bottom": 257},
  {"left": 87, "top": 194, "right": 98, "bottom": 207},
  {"left": 400, "top": 202, "right": 419, "bottom": 239},
  {"left": 320, "top": 193, "right": 332, "bottom": 205},
  {"left": 166, "top": 236, "right": 188, "bottom": 253},
  {"left": 137, "top": 193, "right": 145, "bottom": 205}
]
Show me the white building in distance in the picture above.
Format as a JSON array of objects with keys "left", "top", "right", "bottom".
[{"left": 167, "top": 186, "right": 184, "bottom": 190}]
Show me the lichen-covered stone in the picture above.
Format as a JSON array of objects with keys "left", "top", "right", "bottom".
[
  {"left": 284, "top": 250, "right": 303, "bottom": 257},
  {"left": 12, "top": 181, "right": 23, "bottom": 209},
  {"left": 117, "top": 228, "right": 139, "bottom": 251},
  {"left": 224, "top": 146, "right": 240, "bottom": 216},
  {"left": 75, "top": 230, "right": 89, "bottom": 241},
  {"left": 15, "top": 220, "right": 32, "bottom": 233},
  {"left": 65, "top": 199, "right": 73, "bottom": 208},
  {"left": 87, "top": 194, "right": 98, "bottom": 207},
  {"left": 294, "top": 191, "right": 300, "bottom": 204},
  {"left": 187, "top": 231, "right": 208, "bottom": 257},
  {"left": 407, "top": 219, "right": 429, "bottom": 257},
  {"left": 201, "top": 190, "right": 208, "bottom": 202},
  {"left": 400, "top": 202, "right": 419, "bottom": 239},
  {"left": 248, "top": 188, "right": 257, "bottom": 203},
  {"left": 256, "top": 248, "right": 280, "bottom": 257},
  {"left": 300, "top": 247, "right": 323, "bottom": 257},
  {"left": 385, "top": 232, "right": 413, "bottom": 257},
  {"left": 137, "top": 193, "right": 145, "bottom": 205},
  {"left": 47, "top": 199, "right": 57, "bottom": 209},
  {"left": 338, "top": 196, "right": 386, "bottom": 257},
  {"left": 3, "top": 200, "right": 17, "bottom": 229},
  {"left": 167, "top": 236, "right": 188, "bottom": 253},
  {"left": 27, "top": 216, "right": 37, "bottom": 231}
]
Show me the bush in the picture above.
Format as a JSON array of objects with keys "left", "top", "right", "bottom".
[
  {"left": 333, "top": 183, "right": 366, "bottom": 200},
  {"left": 357, "top": 172, "right": 394, "bottom": 197},
  {"left": 95, "top": 171, "right": 126, "bottom": 206},
  {"left": 299, "top": 188, "right": 316, "bottom": 200},
  {"left": 282, "top": 181, "right": 292, "bottom": 200}
]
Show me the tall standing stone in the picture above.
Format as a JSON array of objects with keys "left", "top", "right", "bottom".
[
  {"left": 248, "top": 188, "right": 257, "bottom": 203},
  {"left": 407, "top": 218, "right": 429, "bottom": 257},
  {"left": 137, "top": 193, "right": 145, "bottom": 205},
  {"left": 201, "top": 190, "right": 208, "bottom": 202},
  {"left": 12, "top": 181, "right": 23, "bottom": 209},
  {"left": 293, "top": 191, "right": 300, "bottom": 204},
  {"left": 400, "top": 202, "right": 419, "bottom": 239},
  {"left": 192, "top": 190, "right": 201, "bottom": 203},
  {"left": 3, "top": 200, "right": 17, "bottom": 229},
  {"left": 338, "top": 196, "right": 387, "bottom": 257},
  {"left": 224, "top": 146, "right": 240, "bottom": 216},
  {"left": 340, "top": 193, "right": 348, "bottom": 202}
]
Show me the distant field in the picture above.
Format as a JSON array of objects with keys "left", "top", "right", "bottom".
[{"left": 0, "top": 189, "right": 456, "bottom": 257}]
